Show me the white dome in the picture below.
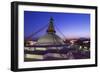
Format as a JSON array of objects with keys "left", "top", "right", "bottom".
[
  {"left": 35, "top": 17, "right": 65, "bottom": 46},
  {"left": 37, "top": 33, "right": 65, "bottom": 45}
]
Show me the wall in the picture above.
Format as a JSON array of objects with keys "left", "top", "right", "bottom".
[{"left": 0, "top": 0, "right": 99, "bottom": 73}]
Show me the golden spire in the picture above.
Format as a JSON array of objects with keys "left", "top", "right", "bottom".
[{"left": 47, "top": 17, "right": 56, "bottom": 33}]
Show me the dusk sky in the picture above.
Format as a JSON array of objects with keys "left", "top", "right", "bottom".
[{"left": 24, "top": 11, "right": 90, "bottom": 39}]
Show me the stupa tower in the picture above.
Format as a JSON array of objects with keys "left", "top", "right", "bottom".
[{"left": 37, "top": 17, "right": 65, "bottom": 46}]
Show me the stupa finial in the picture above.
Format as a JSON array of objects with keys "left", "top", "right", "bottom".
[{"left": 47, "top": 17, "right": 56, "bottom": 33}]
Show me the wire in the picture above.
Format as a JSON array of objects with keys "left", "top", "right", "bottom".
[
  {"left": 55, "top": 24, "right": 66, "bottom": 40},
  {"left": 26, "top": 24, "right": 48, "bottom": 40}
]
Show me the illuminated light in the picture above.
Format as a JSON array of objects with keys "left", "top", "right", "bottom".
[
  {"left": 24, "top": 47, "right": 29, "bottom": 50},
  {"left": 83, "top": 46, "right": 89, "bottom": 51},
  {"left": 70, "top": 40, "right": 74, "bottom": 44},
  {"left": 25, "top": 54, "right": 44, "bottom": 59},
  {"left": 30, "top": 47, "right": 35, "bottom": 51},
  {"left": 24, "top": 47, "right": 35, "bottom": 51},
  {"left": 79, "top": 46, "right": 82, "bottom": 49},
  {"left": 84, "top": 46, "right": 87, "bottom": 49},
  {"left": 27, "top": 41, "right": 37, "bottom": 46},
  {"left": 83, "top": 41, "right": 89, "bottom": 43},
  {"left": 36, "top": 48, "right": 46, "bottom": 51},
  {"left": 70, "top": 40, "right": 77, "bottom": 45},
  {"left": 25, "top": 47, "right": 46, "bottom": 51}
]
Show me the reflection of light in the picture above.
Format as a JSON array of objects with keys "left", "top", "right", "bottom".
[
  {"left": 25, "top": 54, "right": 43, "bottom": 59},
  {"left": 84, "top": 46, "right": 87, "bottom": 49},
  {"left": 36, "top": 48, "right": 46, "bottom": 51},
  {"left": 70, "top": 40, "right": 74, "bottom": 44},
  {"left": 79, "top": 46, "right": 82, "bottom": 50},
  {"left": 25, "top": 47, "right": 47, "bottom": 51},
  {"left": 83, "top": 46, "right": 88, "bottom": 51},
  {"left": 83, "top": 41, "right": 89, "bottom": 43},
  {"left": 27, "top": 41, "right": 37, "bottom": 46},
  {"left": 70, "top": 40, "right": 77, "bottom": 45},
  {"left": 25, "top": 47, "right": 35, "bottom": 51}
]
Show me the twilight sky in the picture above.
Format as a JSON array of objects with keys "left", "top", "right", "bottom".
[{"left": 24, "top": 11, "right": 90, "bottom": 39}]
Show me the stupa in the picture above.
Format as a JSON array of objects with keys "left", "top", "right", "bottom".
[{"left": 36, "top": 17, "right": 65, "bottom": 46}]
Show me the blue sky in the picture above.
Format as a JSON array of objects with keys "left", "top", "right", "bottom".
[{"left": 24, "top": 11, "right": 90, "bottom": 39}]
